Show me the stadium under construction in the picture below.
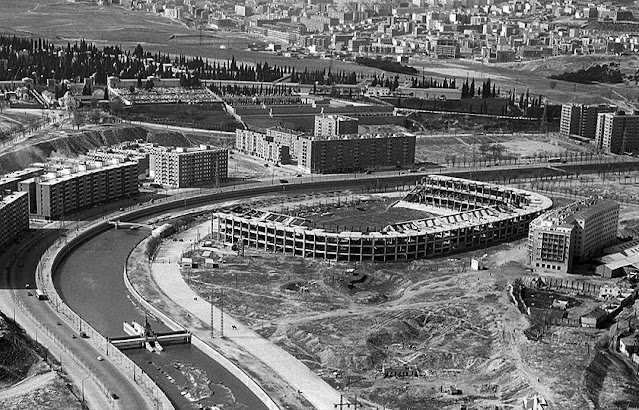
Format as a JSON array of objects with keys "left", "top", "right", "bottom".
[{"left": 212, "top": 175, "right": 553, "bottom": 262}]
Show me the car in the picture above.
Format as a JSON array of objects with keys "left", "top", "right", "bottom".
[
  {"left": 80, "top": 332, "right": 88, "bottom": 339},
  {"left": 97, "top": 356, "right": 104, "bottom": 361},
  {"left": 279, "top": 179, "right": 289, "bottom": 184},
  {"left": 296, "top": 174, "right": 302, "bottom": 177},
  {"left": 111, "top": 393, "right": 119, "bottom": 400},
  {"left": 364, "top": 170, "right": 373, "bottom": 175},
  {"left": 27, "top": 291, "right": 33, "bottom": 296}
]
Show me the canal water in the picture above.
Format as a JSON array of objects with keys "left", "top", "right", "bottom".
[{"left": 54, "top": 228, "right": 267, "bottom": 410}]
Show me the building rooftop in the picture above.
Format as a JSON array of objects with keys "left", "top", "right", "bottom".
[
  {"left": 301, "top": 132, "right": 413, "bottom": 141},
  {"left": 0, "top": 191, "right": 27, "bottom": 208},
  {"left": 0, "top": 167, "right": 44, "bottom": 186},
  {"left": 38, "top": 161, "right": 137, "bottom": 186},
  {"left": 153, "top": 145, "right": 227, "bottom": 155},
  {"left": 531, "top": 197, "right": 617, "bottom": 228}
]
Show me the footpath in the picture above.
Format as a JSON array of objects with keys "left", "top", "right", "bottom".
[{"left": 150, "top": 221, "right": 345, "bottom": 410}]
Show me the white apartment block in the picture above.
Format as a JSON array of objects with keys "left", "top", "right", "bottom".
[
  {"left": 235, "top": 130, "right": 291, "bottom": 164},
  {"left": 528, "top": 198, "right": 619, "bottom": 273},
  {"left": 150, "top": 145, "right": 228, "bottom": 188},
  {"left": 595, "top": 112, "right": 639, "bottom": 154},
  {"left": 18, "top": 160, "right": 138, "bottom": 220}
]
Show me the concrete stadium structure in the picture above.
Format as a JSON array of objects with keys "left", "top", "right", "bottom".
[{"left": 212, "top": 175, "right": 553, "bottom": 262}]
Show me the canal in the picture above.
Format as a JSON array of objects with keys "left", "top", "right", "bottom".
[{"left": 54, "top": 227, "right": 267, "bottom": 410}]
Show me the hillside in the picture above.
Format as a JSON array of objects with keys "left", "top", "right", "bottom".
[
  {"left": 0, "top": 313, "right": 81, "bottom": 409},
  {"left": 0, "top": 125, "right": 226, "bottom": 172}
]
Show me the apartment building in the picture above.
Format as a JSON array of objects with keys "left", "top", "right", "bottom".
[
  {"left": 528, "top": 198, "right": 619, "bottom": 273},
  {"left": 296, "top": 133, "right": 416, "bottom": 174},
  {"left": 235, "top": 130, "right": 291, "bottom": 164},
  {"left": 595, "top": 112, "right": 639, "bottom": 154},
  {"left": 560, "top": 104, "right": 615, "bottom": 140},
  {"left": 85, "top": 145, "right": 150, "bottom": 176},
  {"left": 16, "top": 160, "right": 138, "bottom": 220},
  {"left": 0, "top": 167, "right": 44, "bottom": 192},
  {"left": 0, "top": 191, "right": 29, "bottom": 249},
  {"left": 150, "top": 145, "right": 228, "bottom": 188},
  {"left": 314, "top": 114, "right": 359, "bottom": 137},
  {"left": 266, "top": 127, "right": 304, "bottom": 157}
]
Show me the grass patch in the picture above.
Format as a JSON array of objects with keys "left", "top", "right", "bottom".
[{"left": 119, "top": 103, "right": 242, "bottom": 131}]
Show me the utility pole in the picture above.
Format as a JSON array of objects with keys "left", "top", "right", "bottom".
[
  {"left": 220, "top": 288, "right": 224, "bottom": 338},
  {"left": 214, "top": 291, "right": 215, "bottom": 339}
]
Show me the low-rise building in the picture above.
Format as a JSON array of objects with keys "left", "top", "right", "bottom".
[{"left": 0, "top": 191, "right": 29, "bottom": 249}]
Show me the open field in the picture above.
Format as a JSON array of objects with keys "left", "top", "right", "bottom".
[
  {"left": 412, "top": 56, "right": 639, "bottom": 108},
  {"left": 0, "top": 109, "right": 44, "bottom": 130},
  {"left": 119, "top": 104, "right": 242, "bottom": 132},
  {"left": 414, "top": 131, "right": 601, "bottom": 166},
  {"left": 182, "top": 186, "right": 639, "bottom": 410}
]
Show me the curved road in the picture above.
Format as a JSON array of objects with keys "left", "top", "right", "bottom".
[
  {"left": 6, "top": 158, "right": 639, "bottom": 409},
  {"left": 0, "top": 229, "right": 153, "bottom": 410}
]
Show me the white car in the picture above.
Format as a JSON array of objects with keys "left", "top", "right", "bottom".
[{"left": 97, "top": 356, "right": 104, "bottom": 361}]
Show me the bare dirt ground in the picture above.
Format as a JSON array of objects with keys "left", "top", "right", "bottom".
[
  {"left": 413, "top": 131, "right": 599, "bottom": 166},
  {"left": 228, "top": 151, "right": 300, "bottom": 181},
  {"left": 0, "top": 314, "right": 82, "bottom": 410},
  {"left": 182, "top": 188, "right": 639, "bottom": 410},
  {"left": 0, "top": 371, "right": 83, "bottom": 410},
  {"left": 413, "top": 55, "right": 639, "bottom": 107}
]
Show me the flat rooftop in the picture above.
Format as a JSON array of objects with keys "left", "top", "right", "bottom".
[
  {"left": 0, "top": 191, "right": 27, "bottom": 208},
  {"left": 38, "top": 161, "right": 137, "bottom": 186}
]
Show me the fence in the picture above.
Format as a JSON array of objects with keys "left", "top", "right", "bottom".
[
  {"left": 521, "top": 276, "right": 601, "bottom": 296},
  {"left": 35, "top": 218, "right": 174, "bottom": 410},
  {"left": 125, "top": 231, "right": 281, "bottom": 410}
]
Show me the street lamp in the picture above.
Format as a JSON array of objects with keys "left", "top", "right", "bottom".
[{"left": 81, "top": 376, "right": 90, "bottom": 402}]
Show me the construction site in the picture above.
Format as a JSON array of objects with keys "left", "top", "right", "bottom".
[{"left": 173, "top": 176, "right": 639, "bottom": 410}]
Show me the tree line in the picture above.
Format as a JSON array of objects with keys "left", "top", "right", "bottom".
[
  {"left": 0, "top": 35, "right": 364, "bottom": 87},
  {"left": 461, "top": 78, "right": 498, "bottom": 98},
  {"left": 355, "top": 56, "right": 419, "bottom": 75},
  {"left": 550, "top": 63, "right": 624, "bottom": 84}
]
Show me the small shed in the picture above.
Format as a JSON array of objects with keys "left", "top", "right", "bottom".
[{"left": 581, "top": 307, "right": 608, "bottom": 328}]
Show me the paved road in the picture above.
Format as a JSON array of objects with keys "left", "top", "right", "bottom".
[
  {"left": 152, "top": 221, "right": 347, "bottom": 410},
  {"left": 0, "top": 229, "right": 154, "bottom": 410}
]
